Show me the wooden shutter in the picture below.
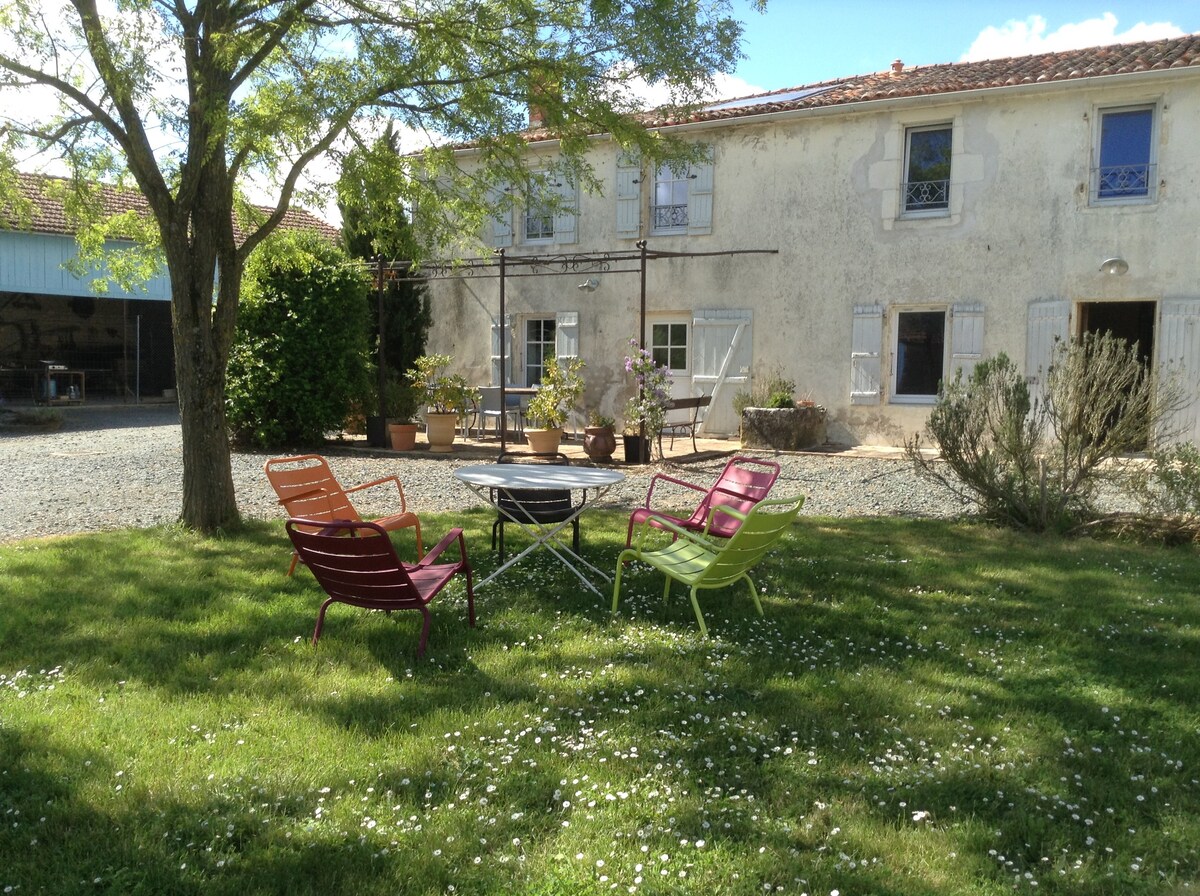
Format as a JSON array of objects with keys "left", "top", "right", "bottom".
[
  {"left": 692, "top": 309, "right": 752, "bottom": 435},
  {"left": 555, "top": 311, "right": 579, "bottom": 360},
  {"left": 686, "top": 146, "right": 714, "bottom": 236},
  {"left": 615, "top": 151, "right": 642, "bottom": 238},
  {"left": 850, "top": 305, "right": 884, "bottom": 405},
  {"left": 491, "top": 315, "right": 513, "bottom": 385},
  {"left": 1025, "top": 300, "right": 1070, "bottom": 403},
  {"left": 949, "top": 302, "right": 984, "bottom": 383},
  {"left": 1157, "top": 298, "right": 1200, "bottom": 445},
  {"left": 552, "top": 175, "right": 578, "bottom": 245},
  {"left": 490, "top": 183, "right": 512, "bottom": 248}
]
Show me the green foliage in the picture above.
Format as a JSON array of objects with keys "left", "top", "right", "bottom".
[
  {"left": 339, "top": 128, "right": 433, "bottom": 421},
  {"left": 3, "top": 514, "right": 1200, "bottom": 894},
  {"left": 733, "top": 366, "right": 796, "bottom": 414},
  {"left": 526, "top": 356, "right": 586, "bottom": 428},
  {"left": 587, "top": 410, "right": 616, "bottom": 428},
  {"left": 226, "top": 231, "right": 371, "bottom": 448},
  {"left": 1123, "top": 442, "right": 1200, "bottom": 542},
  {"left": 908, "top": 333, "right": 1185, "bottom": 532},
  {"left": 408, "top": 354, "right": 478, "bottom": 414}
]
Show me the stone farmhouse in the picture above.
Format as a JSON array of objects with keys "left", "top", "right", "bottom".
[{"left": 426, "top": 34, "right": 1200, "bottom": 446}]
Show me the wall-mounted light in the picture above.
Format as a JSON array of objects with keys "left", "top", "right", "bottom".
[
  {"left": 1099, "top": 257, "right": 1129, "bottom": 275},
  {"left": 577, "top": 277, "right": 600, "bottom": 292}
]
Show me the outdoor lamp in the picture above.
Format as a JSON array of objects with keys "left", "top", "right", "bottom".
[
  {"left": 577, "top": 277, "right": 600, "bottom": 291},
  {"left": 1099, "top": 257, "right": 1129, "bottom": 275}
]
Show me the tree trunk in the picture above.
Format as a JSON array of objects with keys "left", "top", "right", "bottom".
[
  {"left": 173, "top": 298, "right": 239, "bottom": 530},
  {"left": 162, "top": 170, "right": 243, "bottom": 532}
]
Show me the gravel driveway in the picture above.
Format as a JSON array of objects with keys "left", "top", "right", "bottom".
[{"left": 0, "top": 404, "right": 972, "bottom": 543}]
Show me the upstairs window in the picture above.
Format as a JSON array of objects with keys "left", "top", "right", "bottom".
[
  {"left": 523, "top": 184, "right": 555, "bottom": 242},
  {"left": 652, "top": 164, "right": 691, "bottom": 233},
  {"left": 1093, "top": 105, "right": 1155, "bottom": 203},
  {"left": 902, "top": 125, "right": 952, "bottom": 215}
]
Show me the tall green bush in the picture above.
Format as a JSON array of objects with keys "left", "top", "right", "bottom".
[
  {"left": 907, "top": 332, "right": 1183, "bottom": 532},
  {"left": 227, "top": 232, "right": 371, "bottom": 449}
]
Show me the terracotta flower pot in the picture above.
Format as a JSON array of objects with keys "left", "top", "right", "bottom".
[
  {"left": 389, "top": 422, "right": 418, "bottom": 451},
  {"left": 525, "top": 427, "right": 564, "bottom": 454},
  {"left": 583, "top": 425, "right": 616, "bottom": 461},
  {"left": 424, "top": 411, "right": 459, "bottom": 452}
]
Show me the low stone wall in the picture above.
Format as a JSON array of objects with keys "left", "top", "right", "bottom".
[{"left": 740, "top": 406, "right": 827, "bottom": 450}]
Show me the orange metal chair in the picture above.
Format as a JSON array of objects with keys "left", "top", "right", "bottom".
[
  {"left": 264, "top": 454, "right": 423, "bottom": 575},
  {"left": 286, "top": 519, "right": 474, "bottom": 657},
  {"left": 624, "top": 455, "right": 781, "bottom": 547}
]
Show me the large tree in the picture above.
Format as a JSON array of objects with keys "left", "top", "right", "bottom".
[{"left": 0, "top": 0, "right": 762, "bottom": 531}]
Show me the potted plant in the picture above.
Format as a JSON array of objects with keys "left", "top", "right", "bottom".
[
  {"left": 622, "top": 339, "right": 672, "bottom": 463},
  {"left": 385, "top": 378, "right": 421, "bottom": 451},
  {"left": 734, "top": 368, "right": 826, "bottom": 450},
  {"left": 408, "top": 354, "right": 479, "bottom": 452},
  {"left": 582, "top": 411, "right": 617, "bottom": 461},
  {"left": 524, "top": 356, "right": 585, "bottom": 453}
]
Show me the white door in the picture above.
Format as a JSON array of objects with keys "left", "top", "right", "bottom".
[{"left": 691, "top": 309, "right": 752, "bottom": 436}]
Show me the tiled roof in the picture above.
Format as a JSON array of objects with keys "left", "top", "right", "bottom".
[
  {"left": 2, "top": 171, "right": 340, "bottom": 242},
  {"left": 522, "top": 33, "right": 1200, "bottom": 138}
]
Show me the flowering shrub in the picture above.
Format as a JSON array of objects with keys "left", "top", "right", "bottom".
[{"left": 623, "top": 339, "right": 673, "bottom": 439}]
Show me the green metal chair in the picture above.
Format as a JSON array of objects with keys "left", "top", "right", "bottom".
[{"left": 612, "top": 492, "right": 805, "bottom": 637}]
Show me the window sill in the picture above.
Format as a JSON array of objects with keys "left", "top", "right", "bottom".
[
  {"left": 889, "top": 394, "right": 937, "bottom": 405},
  {"left": 1087, "top": 195, "right": 1157, "bottom": 209}
]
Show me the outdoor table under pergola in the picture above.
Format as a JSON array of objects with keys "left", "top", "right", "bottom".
[{"left": 368, "top": 240, "right": 778, "bottom": 450}]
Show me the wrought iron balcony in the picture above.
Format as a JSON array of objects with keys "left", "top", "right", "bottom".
[
  {"left": 651, "top": 203, "right": 688, "bottom": 231},
  {"left": 903, "top": 178, "right": 949, "bottom": 212},
  {"left": 1094, "top": 163, "right": 1153, "bottom": 200}
]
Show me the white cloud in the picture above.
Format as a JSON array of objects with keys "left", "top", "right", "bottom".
[{"left": 962, "top": 12, "right": 1186, "bottom": 61}]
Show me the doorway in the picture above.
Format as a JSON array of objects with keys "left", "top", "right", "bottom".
[
  {"left": 1079, "top": 300, "right": 1155, "bottom": 362},
  {"left": 1078, "top": 300, "right": 1156, "bottom": 449}
]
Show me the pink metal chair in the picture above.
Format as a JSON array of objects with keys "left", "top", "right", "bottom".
[
  {"left": 286, "top": 519, "right": 474, "bottom": 658},
  {"left": 624, "top": 455, "right": 782, "bottom": 547}
]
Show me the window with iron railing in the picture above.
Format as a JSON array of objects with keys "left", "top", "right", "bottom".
[
  {"left": 902, "top": 124, "right": 952, "bottom": 216},
  {"left": 1092, "top": 106, "right": 1156, "bottom": 204},
  {"left": 651, "top": 164, "right": 690, "bottom": 233}
]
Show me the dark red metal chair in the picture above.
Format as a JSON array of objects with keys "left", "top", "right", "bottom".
[
  {"left": 624, "top": 455, "right": 782, "bottom": 547},
  {"left": 286, "top": 518, "right": 474, "bottom": 658}
]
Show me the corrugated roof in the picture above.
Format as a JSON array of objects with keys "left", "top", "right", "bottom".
[{"left": 2, "top": 172, "right": 340, "bottom": 243}]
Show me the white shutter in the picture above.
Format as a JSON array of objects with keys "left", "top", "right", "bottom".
[
  {"left": 949, "top": 302, "right": 984, "bottom": 383},
  {"left": 686, "top": 146, "right": 714, "bottom": 236},
  {"left": 615, "top": 151, "right": 642, "bottom": 238},
  {"left": 490, "top": 183, "right": 512, "bottom": 248},
  {"left": 692, "top": 309, "right": 752, "bottom": 435},
  {"left": 491, "top": 315, "right": 513, "bottom": 385},
  {"left": 555, "top": 311, "right": 579, "bottom": 360},
  {"left": 1158, "top": 298, "right": 1200, "bottom": 445},
  {"left": 850, "top": 304, "right": 884, "bottom": 405},
  {"left": 1025, "top": 300, "right": 1070, "bottom": 403},
  {"left": 552, "top": 175, "right": 578, "bottom": 245}
]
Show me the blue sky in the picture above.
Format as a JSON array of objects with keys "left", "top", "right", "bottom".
[{"left": 722, "top": 2, "right": 1200, "bottom": 96}]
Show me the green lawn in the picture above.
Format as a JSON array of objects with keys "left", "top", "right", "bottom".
[{"left": 1, "top": 510, "right": 1198, "bottom": 895}]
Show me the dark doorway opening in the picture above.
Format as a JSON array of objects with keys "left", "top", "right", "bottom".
[
  {"left": 1079, "top": 300, "right": 1155, "bottom": 362},
  {"left": 1078, "top": 300, "right": 1156, "bottom": 449}
]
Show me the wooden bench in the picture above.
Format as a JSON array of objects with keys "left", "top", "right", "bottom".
[{"left": 659, "top": 394, "right": 712, "bottom": 455}]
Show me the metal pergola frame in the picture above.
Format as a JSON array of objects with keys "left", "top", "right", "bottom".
[{"left": 371, "top": 240, "right": 778, "bottom": 450}]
